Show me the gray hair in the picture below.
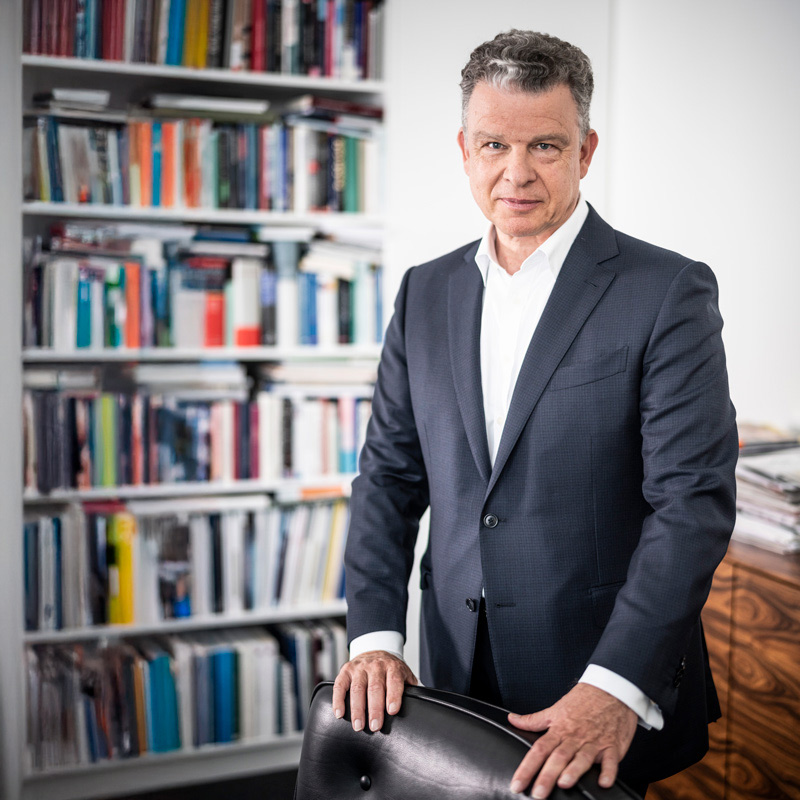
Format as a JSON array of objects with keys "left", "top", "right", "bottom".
[{"left": 460, "top": 30, "right": 594, "bottom": 138}]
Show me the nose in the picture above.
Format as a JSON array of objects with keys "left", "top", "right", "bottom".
[{"left": 503, "top": 148, "right": 536, "bottom": 187}]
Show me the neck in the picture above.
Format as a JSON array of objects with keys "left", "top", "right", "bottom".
[{"left": 494, "top": 230, "right": 550, "bottom": 275}]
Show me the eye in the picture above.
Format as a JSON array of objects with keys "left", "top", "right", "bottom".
[
  {"left": 535, "top": 143, "right": 553, "bottom": 151},
  {"left": 484, "top": 141, "right": 505, "bottom": 151}
]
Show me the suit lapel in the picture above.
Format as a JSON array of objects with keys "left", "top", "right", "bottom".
[
  {"left": 486, "top": 208, "right": 619, "bottom": 498},
  {"left": 448, "top": 244, "right": 492, "bottom": 484}
]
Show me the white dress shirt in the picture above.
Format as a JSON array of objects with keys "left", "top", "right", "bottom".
[{"left": 351, "top": 199, "right": 663, "bottom": 730}]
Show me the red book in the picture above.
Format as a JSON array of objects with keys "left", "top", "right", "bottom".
[
  {"left": 124, "top": 260, "right": 141, "bottom": 347},
  {"left": 251, "top": 0, "right": 265, "bottom": 71},
  {"left": 65, "top": 0, "right": 76, "bottom": 56},
  {"left": 249, "top": 402, "right": 259, "bottom": 479},
  {"left": 131, "top": 395, "right": 143, "bottom": 485},
  {"left": 204, "top": 292, "right": 225, "bottom": 347},
  {"left": 325, "top": 0, "right": 335, "bottom": 77}
]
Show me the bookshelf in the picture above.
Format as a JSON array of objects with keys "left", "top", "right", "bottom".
[{"left": 2, "top": 2, "right": 387, "bottom": 799}]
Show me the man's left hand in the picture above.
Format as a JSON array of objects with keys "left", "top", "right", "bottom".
[{"left": 507, "top": 683, "right": 637, "bottom": 798}]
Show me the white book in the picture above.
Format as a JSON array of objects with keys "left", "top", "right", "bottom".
[
  {"left": 293, "top": 399, "right": 323, "bottom": 478},
  {"left": 316, "top": 273, "right": 339, "bottom": 348},
  {"left": 135, "top": 521, "right": 161, "bottom": 624},
  {"left": 292, "top": 124, "right": 310, "bottom": 214},
  {"left": 190, "top": 514, "right": 212, "bottom": 616},
  {"left": 171, "top": 287, "right": 206, "bottom": 348},
  {"left": 251, "top": 630, "right": 280, "bottom": 737},
  {"left": 157, "top": 0, "right": 172, "bottom": 64},
  {"left": 90, "top": 268, "right": 105, "bottom": 349},
  {"left": 222, "top": 511, "right": 246, "bottom": 613},
  {"left": 353, "top": 260, "right": 377, "bottom": 345},
  {"left": 302, "top": 503, "right": 332, "bottom": 603},
  {"left": 170, "top": 637, "right": 196, "bottom": 751},
  {"left": 323, "top": 399, "right": 339, "bottom": 475},
  {"left": 322, "top": 500, "right": 348, "bottom": 601},
  {"left": 174, "top": 119, "right": 185, "bottom": 208},
  {"left": 220, "top": 400, "right": 235, "bottom": 481},
  {"left": 328, "top": 619, "right": 349, "bottom": 673},
  {"left": 59, "top": 504, "right": 87, "bottom": 628},
  {"left": 257, "top": 392, "right": 282, "bottom": 480},
  {"left": 51, "top": 258, "right": 79, "bottom": 352},
  {"left": 149, "top": 94, "right": 270, "bottom": 115},
  {"left": 280, "top": 505, "right": 310, "bottom": 606},
  {"left": 279, "top": 659, "right": 298, "bottom": 734},
  {"left": 362, "top": 135, "right": 381, "bottom": 214},
  {"left": 123, "top": 0, "right": 136, "bottom": 61},
  {"left": 231, "top": 257, "right": 263, "bottom": 345},
  {"left": 107, "top": 129, "right": 123, "bottom": 205}
]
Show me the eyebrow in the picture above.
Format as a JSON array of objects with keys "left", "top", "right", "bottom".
[{"left": 471, "top": 130, "right": 570, "bottom": 146}]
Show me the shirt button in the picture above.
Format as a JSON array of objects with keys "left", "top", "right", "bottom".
[
  {"left": 495, "top": 415, "right": 504, "bottom": 426},
  {"left": 483, "top": 514, "right": 499, "bottom": 529}
]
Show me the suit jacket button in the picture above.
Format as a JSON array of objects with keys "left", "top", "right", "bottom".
[
  {"left": 483, "top": 514, "right": 499, "bottom": 528},
  {"left": 466, "top": 598, "right": 477, "bottom": 612}
]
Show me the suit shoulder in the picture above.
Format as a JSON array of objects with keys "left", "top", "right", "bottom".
[
  {"left": 612, "top": 230, "right": 707, "bottom": 276},
  {"left": 407, "top": 240, "right": 481, "bottom": 282}
]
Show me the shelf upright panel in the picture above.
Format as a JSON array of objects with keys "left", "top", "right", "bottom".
[{"left": 0, "top": 2, "right": 25, "bottom": 799}]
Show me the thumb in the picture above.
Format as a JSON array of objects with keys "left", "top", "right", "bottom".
[{"left": 508, "top": 708, "right": 551, "bottom": 732}]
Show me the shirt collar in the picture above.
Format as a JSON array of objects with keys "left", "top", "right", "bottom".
[{"left": 474, "top": 198, "right": 590, "bottom": 286}]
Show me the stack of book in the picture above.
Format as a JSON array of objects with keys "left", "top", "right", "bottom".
[
  {"left": 734, "top": 446, "right": 800, "bottom": 553},
  {"left": 24, "top": 496, "right": 349, "bottom": 632},
  {"left": 24, "top": 226, "right": 383, "bottom": 351},
  {"left": 23, "top": 0, "right": 385, "bottom": 80},
  {"left": 24, "top": 618, "right": 346, "bottom": 770}
]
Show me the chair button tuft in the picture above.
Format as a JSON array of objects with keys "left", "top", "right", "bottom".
[{"left": 360, "top": 774, "right": 372, "bottom": 790}]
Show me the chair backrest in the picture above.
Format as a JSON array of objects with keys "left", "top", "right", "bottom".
[{"left": 294, "top": 682, "right": 641, "bottom": 799}]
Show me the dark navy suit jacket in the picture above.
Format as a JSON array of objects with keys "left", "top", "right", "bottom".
[{"left": 344, "top": 206, "right": 738, "bottom": 784}]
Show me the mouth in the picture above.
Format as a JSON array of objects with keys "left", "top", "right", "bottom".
[{"left": 500, "top": 198, "right": 542, "bottom": 210}]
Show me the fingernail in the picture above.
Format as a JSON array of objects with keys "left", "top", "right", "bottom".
[
  {"left": 388, "top": 702, "right": 398, "bottom": 714},
  {"left": 533, "top": 786, "right": 547, "bottom": 799},
  {"left": 334, "top": 708, "right": 343, "bottom": 719},
  {"left": 509, "top": 780, "right": 524, "bottom": 794},
  {"left": 370, "top": 718, "right": 380, "bottom": 731},
  {"left": 600, "top": 776, "right": 613, "bottom": 788},
  {"left": 353, "top": 718, "right": 364, "bottom": 731}
]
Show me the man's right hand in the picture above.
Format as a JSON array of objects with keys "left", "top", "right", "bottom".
[{"left": 332, "top": 650, "right": 418, "bottom": 733}]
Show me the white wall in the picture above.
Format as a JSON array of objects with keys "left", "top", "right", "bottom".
[
  {"left": 382, "top": 0, "right": 800, "bottom": 674},
  {"left": 608, "top": 0, "right": 800, "bottom": 429}
]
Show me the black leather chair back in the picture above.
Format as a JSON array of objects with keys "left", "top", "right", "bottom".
[{"left": 294, "top": 682, "right": 641, "bottom": 799}]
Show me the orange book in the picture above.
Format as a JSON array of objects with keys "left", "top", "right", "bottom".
[
  {"left": 183, "top": 120, "right": 198, "bottom": 207},
  {"left": 138, "top": 120, "right": 153, "bottom": 207},
  {"left": 131, "top": 394, "right": 143, "bottom": 485},
  {"left": 161, "top": 122, "right": 176, "bottom": 207},
  {"left": 124, "top": 260, "right": 141, "bottom": 348}
]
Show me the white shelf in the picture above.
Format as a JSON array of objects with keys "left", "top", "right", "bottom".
[
  {"left": 24, "top": 600, "right": 348, "bottom": 644},
  {"left": 22, "top": 475, "right": 357, "bottom": 505},
  {"left": 22, "top": 732, "right": 305, "bottom": 800},
  {"left": 22, "top": 54, "right": 385, "bottom": 94},
  {"left": 22, "top": 201, "right": 384, "bottom": 228},
  {"left": 23, "top": 344, "right": 382, "bottom": 363}
]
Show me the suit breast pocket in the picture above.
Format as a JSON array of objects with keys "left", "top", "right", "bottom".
[{"left": 549, "top": 346, "right": 628, "bottom": 391}]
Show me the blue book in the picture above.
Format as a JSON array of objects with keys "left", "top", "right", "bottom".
[
  {"left": 23, "top": 522, "right": 39, "bottom": 631},
  {"left": 46, "top": 118, "right": 64, "bottom": 202},
  {"left": 245, "top": 125, "right": 258, "bottom": 210},
  {"left": 166, "top": 0, "right": 186, "bottom": 65},
  {"left": 75, "top": 0, "right": 87, "bottom": 58},
  {"left": 76, "top": 269, "right": 92, "bottom": 348},
  {"left": 151, "top": 121, "right": 162, "bottom": 207},
  {"left": 299, "top": 272, "right": 318, "bottom": 345},
  {"left": 52, "top": 517, "right": 63, "bottom": 630},
  {"left": 212, "top": 648, "right": 235, "bottom": 743}
]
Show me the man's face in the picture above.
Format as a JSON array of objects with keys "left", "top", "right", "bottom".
[{"left": 457, "top": 82, "right": 598, "bottom": 250}]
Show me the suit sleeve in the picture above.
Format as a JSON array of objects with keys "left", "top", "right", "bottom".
[
  {"left": 589, "top": 260, "right": 738, "bottom": 715},
  {"left": 344, "top": 266, "right": 430, "bottom": 645}
]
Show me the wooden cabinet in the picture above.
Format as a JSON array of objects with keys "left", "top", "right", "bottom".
[{"left": 650, "top": 541, "right": 800, "bottom": 800}]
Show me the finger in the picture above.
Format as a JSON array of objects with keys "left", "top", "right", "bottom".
[
  {"left": 508, "top": 710, "right": 549, "bottom": 732},
  {"left": 509, "top": 732, "right": 558, "bottom": 794},
  {"left": 597, "top": 747, "right": 620, "bottom": 789},
  {"left": 530, "top": 741, "right": 580, "bottom": 799},
  {"left": 348, "top": 672, "right": 368, "bottom": 732},
  {"left": 556, "top": 746, "right": 598, "bottom": 790},
  {"left": 385, "top": 665, "right": 407, "bottom": 715},
  {"left": 367, "top": 673, "right": 387, "bottom": 731},
  {"left": 331, "top": 669, "right": 350, "bottom": 719}
]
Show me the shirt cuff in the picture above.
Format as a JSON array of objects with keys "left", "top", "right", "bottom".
[
  {"left": 349, "top": 631, "right": 405, "bottom": 661},
  {"left": 580, "top": 664, "right": 664, "bottom": 731}
]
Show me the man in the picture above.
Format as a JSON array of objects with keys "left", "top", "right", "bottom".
[{"left": 333, "top": 30, "right": 737, "bottom": 799}]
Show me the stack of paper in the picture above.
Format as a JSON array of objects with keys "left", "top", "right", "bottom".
[{"left": 734, "top": 447, "right": 800, "bottom": 553}]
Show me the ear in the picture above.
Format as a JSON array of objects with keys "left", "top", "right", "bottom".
[
  {"left": 457, "top": 128, "right": 470, "bottom": 175},
  {"left": 579, "top": 130, "right": 599, "bottom": 179}
]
